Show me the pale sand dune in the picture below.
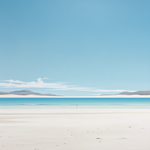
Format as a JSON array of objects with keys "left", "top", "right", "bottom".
[{"left": 0, "top": 109, "right": 150, "bottom": 150}]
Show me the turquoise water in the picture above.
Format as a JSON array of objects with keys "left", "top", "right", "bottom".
[{"left": 0, "top": 98, "right": 150, "bottom": 109}]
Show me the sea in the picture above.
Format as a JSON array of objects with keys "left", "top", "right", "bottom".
[{"left": 0, "top": 98, "right": 150, "bottom": 109}]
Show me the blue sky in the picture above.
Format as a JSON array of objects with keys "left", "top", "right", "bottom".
[{"left": 0, "top": 0, "right": 150, "bottom": 96}]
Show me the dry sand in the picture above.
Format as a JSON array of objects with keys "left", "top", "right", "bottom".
[{"left": 0, "top": 109, "right": 150, "bottom": 150}]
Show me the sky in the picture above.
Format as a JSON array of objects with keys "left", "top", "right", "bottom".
[{"left": 0, "top": 0, "right": 150, "bottom": 96}]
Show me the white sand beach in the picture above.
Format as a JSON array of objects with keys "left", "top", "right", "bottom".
[
  {"left": 0, "top": 94, "right": 150, "bottom": 98},
  {"left": 0, "top": 108, "right": 150, "bottom": 150}
]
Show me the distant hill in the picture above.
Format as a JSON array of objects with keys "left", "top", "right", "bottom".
[
  {"left": 0, "top": 90, "right": 57, "bottom": 96},
  {"left": 118, "top": 90, "right": 150, "bottom": 95}
]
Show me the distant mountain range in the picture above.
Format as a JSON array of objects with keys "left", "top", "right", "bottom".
[
  {"left": 100, "top": 90, "right": 150, "bottom": 96},
  {"left": 0, "top": 90, "right": 57, "bottom": 96},
  {"left": 0, "top": 90, "right": 150, "bottom": 96},
  {"left": 118, "top": 90, "right": 150, "bottom": 95}
]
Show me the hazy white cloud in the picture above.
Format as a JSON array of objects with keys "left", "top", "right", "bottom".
[
  {"left": 0, "top": 78, "right": 127, "bottom": 93},
  {"left": 5, "top": 79, "right": 25, "bottom": 84}
]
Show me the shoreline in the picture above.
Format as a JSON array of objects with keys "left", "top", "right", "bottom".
[
  {"left": 1, "top": 108, "right": 150, "bottom": 114},
  {"left": 0, "top": 94, "right": 150, "bottom": 98}
]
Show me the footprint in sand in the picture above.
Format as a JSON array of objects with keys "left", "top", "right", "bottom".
[{"left": 119, "top": 138, "right": 126, "bottom": 139}]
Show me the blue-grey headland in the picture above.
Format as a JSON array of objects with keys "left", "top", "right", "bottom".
[{"left": 0, "top": 90, "right": 150, "bottom": 96}]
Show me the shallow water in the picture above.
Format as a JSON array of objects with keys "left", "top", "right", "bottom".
[{"left": 0, "top": 98, "right": 150, "bottom": 109}]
